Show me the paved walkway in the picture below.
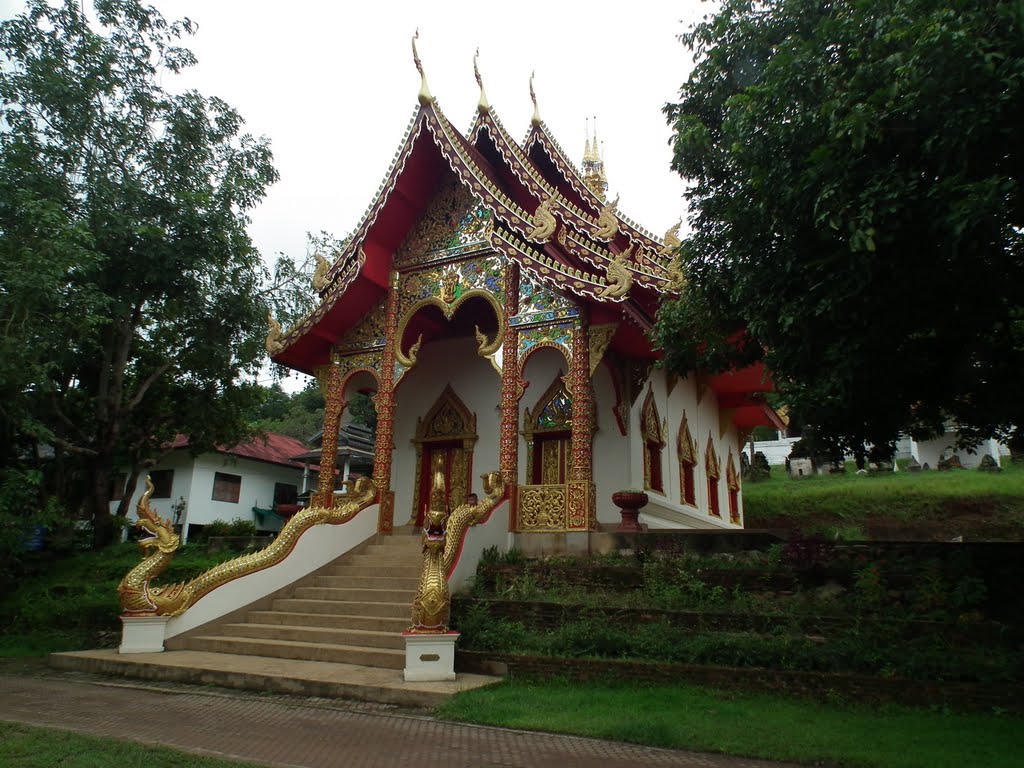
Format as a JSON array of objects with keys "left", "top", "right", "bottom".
[{"left": 0, "top": 669, "right": 799, "bottom": 768}]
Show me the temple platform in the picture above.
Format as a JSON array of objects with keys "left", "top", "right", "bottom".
[{"left": 49, "top": 648, "right": 499, "bottom": 709}]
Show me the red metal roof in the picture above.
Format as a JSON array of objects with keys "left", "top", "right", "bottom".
[{"left": 171, "top": 433, "right": 311, "bottom": 470}]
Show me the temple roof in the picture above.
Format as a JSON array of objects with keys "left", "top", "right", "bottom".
[
  {"left": 271, "top": 87, "right": 684, "bottom": 373},
  {"left": 267, "top": 64, "right": 775, "bottom": 430}
]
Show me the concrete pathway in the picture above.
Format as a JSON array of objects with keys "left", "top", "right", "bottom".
[{"left": 0, "top": 669, "right": 800, "bottom": 768}]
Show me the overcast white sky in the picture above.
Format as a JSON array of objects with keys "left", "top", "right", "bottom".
[
  {"left": 3, "top": 0, "right": 715, "bottom": 388},
  {"left": 141, "top": 0, "right": 712, "bottom": 259}
]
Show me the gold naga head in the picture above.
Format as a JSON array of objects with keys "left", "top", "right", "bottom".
[{"left": 134, "top": 476, "right": 179, "bottom": 554}]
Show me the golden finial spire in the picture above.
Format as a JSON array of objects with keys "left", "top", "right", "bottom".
[
  {"left": 582, "top": 115, "right": 609, "bottom": 199},
  {"left": 412, "top": 29, "right": 432, "bottom": 106},
  {"left": 529, "top": 71, "right": 541, "bottom": 126},
  {"left": 474, "top": 48, "right": 490, "bottom": 113}
]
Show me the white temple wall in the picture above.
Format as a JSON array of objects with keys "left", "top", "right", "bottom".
[
  {"left": 665, "top": 373, "right": 700, "bottom": 508},
  {"left": 517, "top": 346, "right": 571, "bottom": 486},
  {"left": 631, "top": 368, "right": 738, "bottom": 530},
  {"left": 391, "top": 336, "right": 502, "bottom": 524},
  {"left": 592, "top": 361, "right": 629, "bottom": 524}
]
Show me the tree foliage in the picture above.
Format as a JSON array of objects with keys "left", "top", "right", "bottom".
[
  {"left": 249, "top": 382, "right": 325, "bottom": 441},
  {"left": 655, "top": 0, "right": 1024, "bottom": 454},
  {"left": 0, "top": 1, "right": 311, "bottom": 547}
]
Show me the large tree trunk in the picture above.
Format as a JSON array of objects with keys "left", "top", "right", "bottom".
[{"left": 90, "top": 457, "right": 116, "bottom": 549}]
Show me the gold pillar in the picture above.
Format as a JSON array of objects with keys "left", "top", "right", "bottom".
[
  {"left": 373, "top": 272, "right": 401, "bottom": 532},
  {"left": 313, "top": 363, "right": 346, "bottom": 508},
  {"left": 567, "top": 320, "right": 595, "bottom": 529},
  {"left": 499, "top": 263, "right": 521, "bottom": 487}
]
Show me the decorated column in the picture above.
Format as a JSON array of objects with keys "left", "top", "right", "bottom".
[
  {"left": 312, "top": 362, "right": 346, "bottom": 508},
  {"left": 499, "top": 263, "right": 521, "bottom": 487},
  {"left": 372, "top": 272, "right": 401, "bottom": 532},
  {"left": 567, "top": 319, "right": 595, "bottom": 529}
]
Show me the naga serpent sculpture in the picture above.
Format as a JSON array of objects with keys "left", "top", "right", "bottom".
[
  {"left": 409, "top": 470, "right": 505, "bottom": 633},
  {"left": 118, "top": 475, "right": 377, "bottom": 617}
]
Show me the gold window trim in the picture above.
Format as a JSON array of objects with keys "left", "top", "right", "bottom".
[
  {"left": 523, "top": 370, "right": 572, "bottom": 484},
  {"left": 641, "top": 387, "right": 666, "bottom": 491},
  {"left": 727, "top": 452, "right": 740, "bottom": 491},
  {"left": 705, "top": 433, "right": 720, "bottom": 480}
]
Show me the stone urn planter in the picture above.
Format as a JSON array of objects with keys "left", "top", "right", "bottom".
[{"left": 612, "top": 490, "right": 648, "bottom": 532}]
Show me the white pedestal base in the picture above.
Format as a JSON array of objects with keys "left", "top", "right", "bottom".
[
  {"left": 402, "top": 632, "right": 459, "bottom": 681},
  {"left": 119, "top": 616, "right": 170, "bottom": 654}
]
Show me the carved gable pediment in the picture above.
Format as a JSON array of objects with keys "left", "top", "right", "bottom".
[
  {"left": 415, "top": 384, "right": 477, "bottom": 444},
  {"left": 524, "top": 371, "right": 573, "bottom": 438},
  {"left": 395, "top": 173, "right": 492, "bottom": 268}
]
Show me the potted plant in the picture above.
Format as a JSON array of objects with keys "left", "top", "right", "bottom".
[{"left": 611, "top": 489, "right": 648, "bottom": 532}]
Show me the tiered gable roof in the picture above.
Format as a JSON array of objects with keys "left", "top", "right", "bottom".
[
  {"left": 268, "top": 52, "right": 778, "bottom": 432},
  {"left": 271, "top": 82, "right": 681, "bottom": 373}
]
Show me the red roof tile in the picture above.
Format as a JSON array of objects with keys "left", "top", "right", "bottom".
[{"left": 171, "top": 433, "right": 311, "bottom": 470}]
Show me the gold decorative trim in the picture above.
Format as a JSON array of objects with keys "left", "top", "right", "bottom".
[
  {"left": 473, "top": 48, "right": 490, "bottom": 113},
  {"left": 529, "top": 71, "right": 541, "bottom": 126},
  {"left": 265, "top": 313, "right": 285, "bottom": 356},
  {"left": 641, "top": 387, "right": 666, "bottom": 491},
  {"left": 677, "top": 412, "right": 697, "bottom": 465},
  {"left": 588, "top": 323, "right": 617, "bottom": 376},
  {"left": 705, "top": 433, "right": 721, "bottom": 479},
  {"left": 526, "top": 196, "right": 557, "bottom": 243},
  {"left": 118, "top": 476, "right": 377, "bottom": 617},
  {"left": 394, "top": 289, "right": 506, "bottom": 369},
  {"left": 596, "top": 244, "right": 633, "bottom": 299},
  {"left": 312, "top": 252, "right": 330, "bottom": 292},
  {"left": 727, "top": 452, "right": 740, "bottom": 492},
  {"left": 659, "top": 219, "right": 682, "bottom": 258},
  {"left": 517, "top": 483, "right": 567, "bottom": 530},
  {"left": 412, "top": 29, "right": 432, "bottom": 106},
  {"left": 593, "top": 194, "right": 620, "bottom": 241}
]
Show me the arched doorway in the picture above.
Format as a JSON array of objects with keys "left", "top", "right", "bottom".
[
  {"left": 523, "top": 371, "right": 572, "bottom": 485},
  {"left": 410, "top": 385, "right": 477, "bottom": 526}
]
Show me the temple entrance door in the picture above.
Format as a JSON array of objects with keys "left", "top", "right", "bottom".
[
  {"left": 415, "top": 441, "right": 470, "bottom": 526},
  {"left": 410, "top": 384, "right": 478, "bottom": 527},
  {"left": 531, "top": 433, "right": 570, "bottom": 484}
]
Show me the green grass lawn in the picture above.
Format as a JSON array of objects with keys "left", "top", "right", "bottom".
[
  {"left": 438, "top": 678, "right": 1024, "bottom": 768},
  {"left": 742, "top": 462, "right": 1024, "bottom": 538},
  {"left": 0, "top": 722, "right": 266, "bottom": 768}
]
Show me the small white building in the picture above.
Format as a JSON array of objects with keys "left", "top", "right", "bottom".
[{"left": 111, "top": 433, "right": 311, "bottom": 544}]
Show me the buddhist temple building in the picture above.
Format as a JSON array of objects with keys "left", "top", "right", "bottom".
[{"left": 267, "top": 49, "right": 783, "bottom": 535}]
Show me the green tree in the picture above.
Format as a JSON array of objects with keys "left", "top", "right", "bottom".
[
  {"left": 655, "top": 0, "right": 1024, "bottom": 455},
  {"left": 0, "top": 0, "right": 311, "bottom": 547},
  {"left": 249, "top": 382, "right": 325, "bottom": 441}
]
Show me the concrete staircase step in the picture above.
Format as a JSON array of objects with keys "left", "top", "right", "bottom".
[
  {"left": 217, "top": 622, "right": 404, "bottom": 650},
  {"left": 311, "top": 575, "right": 419, "bottom": 590},
  {"left": 246, "top": 611, "right": 409, "bottom": 633},
  {"left": 184, "top": 635, "right": 406, "bottom": 669},
  {"left": 49, "top": 649, "right": 498, "bottom": 709},
  {"left": 272, "top": 598, "right": 409, "bottom": 619},
  {"left": 292, "top": 587, "right": 415, "bottom": 603},
  {"left": 343, "top": 555, "right": 423, "bottom": 568},
  {"left": 363, "top": 540, "right": 422, "bottom": 552},
  {"left": 324, "top": 565, "right": 421, "bottom": 579}
]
